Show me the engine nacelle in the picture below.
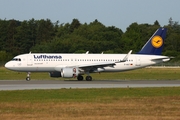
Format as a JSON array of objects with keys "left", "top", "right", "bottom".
[
  {"left": 61, "top": 67, "right": 79, "bottom": 78},
  {"left": 49, "top": 72, "right": 61, "bottom": 77}
]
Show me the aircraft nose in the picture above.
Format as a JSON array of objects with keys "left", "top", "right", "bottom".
[
  {"left": 5, "top": 62, "right": 12, "bottom": 69},
  {"left": 5, "top": 62, "right": 9, "bottom": 68},
  {"left": 5, "top": 61, "right": 19, "bottom": 71}
]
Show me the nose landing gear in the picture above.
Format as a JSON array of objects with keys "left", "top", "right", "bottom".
[{"left": 26, "top": 72, "right": 31, "bottom": 81}]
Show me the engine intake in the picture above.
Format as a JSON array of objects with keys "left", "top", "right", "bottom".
[{"left": 61, "top": 67, "right": 79, "bottom": 78}]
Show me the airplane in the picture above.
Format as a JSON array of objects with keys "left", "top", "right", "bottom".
[{"left": 5, "top": 27, "right": 170, "bottom": 81}]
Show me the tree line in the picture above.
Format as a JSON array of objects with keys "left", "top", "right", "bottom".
[{"left": 0, "top": 18, "right": 180, "bottom": 62}]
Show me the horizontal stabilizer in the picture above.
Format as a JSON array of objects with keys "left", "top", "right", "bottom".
[{"left": 151, "top": 56, "right": 170, "bottom": 62}]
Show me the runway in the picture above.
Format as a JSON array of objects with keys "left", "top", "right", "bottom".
[{"left": 0, "top": 80, "right": 180, "bottom": 90}]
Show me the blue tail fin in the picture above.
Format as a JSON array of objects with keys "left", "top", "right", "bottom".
[{"left": 138, "top": 27, "right": 167, "bottom": 55}]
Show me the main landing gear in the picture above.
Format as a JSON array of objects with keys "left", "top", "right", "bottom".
[
  {"left": 26, "top": 72, "right": 31, "bottom": 81},
  {"left": 86, "top": 76, "right": 92, "bottom": 81},
  {"left": 77, "top": 75, "right": 92, "bottom": 81},
  {"left": 25, "top": 72, "right": 92, "bottom": 81}
]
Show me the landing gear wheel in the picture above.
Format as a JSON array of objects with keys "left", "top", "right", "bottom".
[
  {"left": 77, "top": 75, "right": 84, "bottom": 81},
  {"left": 26, "top": 77, "right": 31, "bottom": 81},
  {"left": 86, "top": 76, "right": 92, "bottom": 81},
  {"left": 26, "top": 72, "right": 31, "bottom": 81}
]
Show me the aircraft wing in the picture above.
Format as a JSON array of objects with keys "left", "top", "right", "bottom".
[
  {"left": 67, "top": 50, "right": 132, "bottom": 72},
  {"left": 73, "top": 62, "right": 115, "bottom": 73},
  {"left": 78, "top": 62, "right": 115, "bottom": 68}
]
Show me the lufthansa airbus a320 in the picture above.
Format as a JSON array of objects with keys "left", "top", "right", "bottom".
[{"left": 5, "top": 28, "right": 170, "bottom": 81}]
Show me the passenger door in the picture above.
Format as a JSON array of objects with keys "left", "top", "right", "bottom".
[{"left": 27, "top": 55, "right": 33, "bottom": 66}]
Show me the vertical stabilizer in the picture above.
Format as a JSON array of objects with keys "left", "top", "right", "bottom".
[{"left": 138, "top": 28, "right": 167, "bottom": 55}]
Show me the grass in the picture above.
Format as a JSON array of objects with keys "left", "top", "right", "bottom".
[
  {"left": 0, "top": 67, "right": 180, "bottom": 80},
  {"left": 0, "top": 88, "right": 180, "bottom": 120},
  {"left": 1, "top": 67, "right": 180, "bottom": 119}
]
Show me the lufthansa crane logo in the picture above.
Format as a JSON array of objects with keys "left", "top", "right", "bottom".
[{"left": 151, "top": 36, "right": 163, "bottom": 48}]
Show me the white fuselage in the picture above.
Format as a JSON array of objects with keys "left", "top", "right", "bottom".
[{"left": 5, "top": 53, "right": 170, "bottom": 73}]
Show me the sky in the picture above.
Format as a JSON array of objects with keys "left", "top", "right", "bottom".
[{"left": 0, "top": 0, "right": 179, "bottom": 32}]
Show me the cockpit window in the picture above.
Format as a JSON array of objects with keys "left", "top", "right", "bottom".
[{"left": 12, "top": 58, "right": 21, "bottom": 61}]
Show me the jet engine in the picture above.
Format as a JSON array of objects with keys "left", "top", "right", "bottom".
[{"left": 61, "top": 67, "right": 79, "bottom": 78}]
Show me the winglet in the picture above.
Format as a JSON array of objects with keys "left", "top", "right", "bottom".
[
  {"left": 85, "top": 51, "right": 89, "bottom": 54},
  {"left": 122, "top": 50, "right": 132, "bottom": 62},
  {"left": 117, "top": 50, "right": 132, "bottom": 63}
]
